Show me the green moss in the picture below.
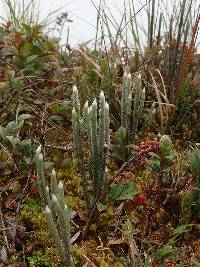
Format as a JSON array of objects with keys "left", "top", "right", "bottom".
[
  {"left": 71, "top": 239, "right": 122, "bottom": 267},
  {"left": 20, "top": 198, "right": 45, "bottom": 230},
  {"left": 27, "top": 248, "right": 60, "bottom": 267},
  {"left": 44, "top": 247, "right": 60, "bottom": 264},
  {"left": 25, "top": 234, "right": 60, "bottom": 266},
  {"left": 27, "top": 251, "right": 53, "bottom": 267},
  {"left": 98, "top": 206, "right": 114, "bottom": 229},
  {"left": 56, "top": 162, "right": 85, "bottom": 210},
  {"left": 34, "top": 230, "right": 52, "bottom": 248}
]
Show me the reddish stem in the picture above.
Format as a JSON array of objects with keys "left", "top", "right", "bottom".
[{"left": 172, "top": 7, "right": 200, "bottom": 106}]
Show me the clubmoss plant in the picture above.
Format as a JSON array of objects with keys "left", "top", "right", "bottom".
[
  {"left": 149, "top": 135, "right": 174, "bottom": 185},
  {"left": 120, "top": 71, "right": 145, "bottom": 144},
  {"left": 35, "top": 148, "right": 74, "bottom": 267},
  {"left": 72, "top": 85, "right": 90, "bottom": 211},
  {"left": 72, "top": 86, "right": 110, "bottom": 205},
  {"left": 132, "top": 74, "right": 145, "bottom": 144},
  {"left": 159, "top": 135, "right": 174, "bottom": 164},
  {"left": 35, "top": 145, "right": 51, "bottom": 207},
  {"left": 114, "top": 126, "right": 130, "bottom": 162},
  {"left": 121, "top": 70, "right": 132, "bottom": 130},
  {"left": 45, "top": 205, "right": 73, "bottom": 267},
  {"left": 142, "top": 101, "right": 156, "bottom": 131},
  {"left": 117, "top": 71, "right": 146, "bottom": 162}
]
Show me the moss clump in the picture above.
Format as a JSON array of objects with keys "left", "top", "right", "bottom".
[
  {"left": 71, "top": 239, "right": 123, "bottom": 267},
  {"left": 27, "top": 248, "right": 60, "bottom": 266},
  {"left": 34, "top": 230, "right": 52, "bottom": 248},
  {"left": 44, "top": 247, "right": 60, "bottom": 264},
  {"left": 20, "top": 198, "right": 45, "bottom": 230},
  {"left": 98, "top": 206, "right": 114, "bottom": 229},
  {"left": 57, "top": 163, "right": 85, "bottom": 210},
  {"left": 27, "top": 251, "right": 53, "bottom": 267}
]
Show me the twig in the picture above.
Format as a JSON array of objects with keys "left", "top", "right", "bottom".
[{"left": 45, "top": 143, "right": 73, "bottom": 152}]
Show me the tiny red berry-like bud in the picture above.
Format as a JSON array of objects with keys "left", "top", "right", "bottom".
[
  {"left": 134, "top": 193, "right": 146, "bottom": 205},
  {"left": 32, "top": 175, "right": 37, "bottom": 181}
]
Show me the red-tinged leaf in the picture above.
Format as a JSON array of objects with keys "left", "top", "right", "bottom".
[
  {"left": 15, "top": 32, "right": 23, "bottom": 44},
  {"left": 50, "top": 80, "right": 58, "bottom": 87},
  {"left": 29, "top": 184, "right": 39, "bottom": 195},
  {"left": 133, "top": 193, "right": 146, "bottom": 205},
  {"left": 31, "top": 175, "right": 37, "bottom": 181}
]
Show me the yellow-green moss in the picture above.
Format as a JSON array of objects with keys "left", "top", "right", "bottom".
[
  {"left": 20, "top": 198, "right": 46, "bottom": 230},
  {"left": 27, "top": 251, "right": 53, "bottom": 267},
  {"left": 34, "top": 230, "right": 52, "bottom": 248},
  {"left": 71, "top": 238, "right": 124, "bottom": 267}
]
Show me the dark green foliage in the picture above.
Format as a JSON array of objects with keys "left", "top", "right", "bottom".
[
  {"left": 149, "top": 135, "right": 174, "bottom": 185},
  {"left": 109, "top": 181, "right": 140, "bottom": 201},
  {"left": 113, "top": 127, "right": 130, "bottom": 162},
  {"left": 155, "top": 245, "right": 181, "bottom": 263}
]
